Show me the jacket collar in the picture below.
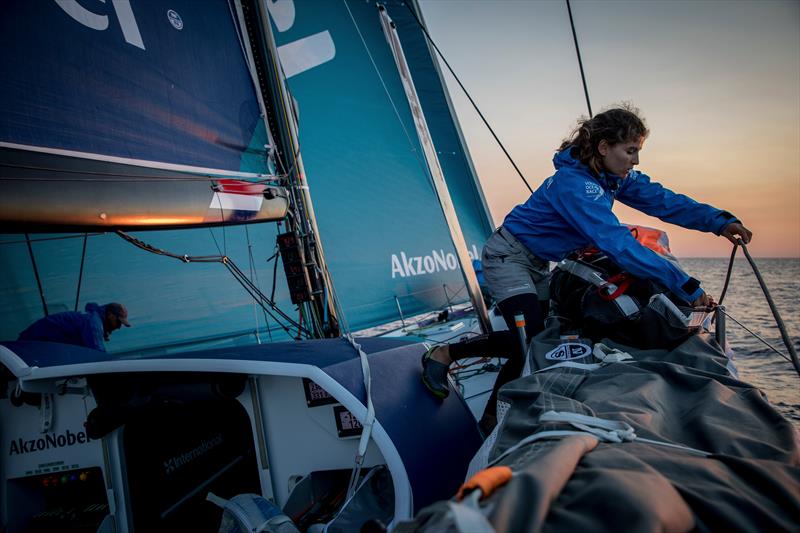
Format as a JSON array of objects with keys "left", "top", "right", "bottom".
[{"left": 553, "top": 147, "right": 623, "bottom": 192}]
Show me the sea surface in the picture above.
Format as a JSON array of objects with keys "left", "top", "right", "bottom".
[{"left": 680, "top": 257, "right": 800, "bottom": 427}]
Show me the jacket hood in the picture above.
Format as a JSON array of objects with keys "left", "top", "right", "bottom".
[
  {"left": 553, "top": 147, "right": 582, "bottom": 171},
  {"left": 84, "top": 302, "right": 103, "bottom": 315}
]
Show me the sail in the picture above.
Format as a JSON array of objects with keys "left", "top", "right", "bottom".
[
  {"left": 0, "top": 1, "right": 300, "bottom": 351},
  {"left": 0, "top": 0, "right": 493, "bottom": 351},
  {"left": 268, "top": 0, "right": 494, "bottom": 331},
  {"left": 0, "top": 0, "right": 287, "bottom": 229}
]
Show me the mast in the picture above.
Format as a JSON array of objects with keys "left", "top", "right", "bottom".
[
  {"left": 239, "top": 0, "right": 340, "bottom": 338},
  {"left": 377, "top": 5, "right": 491, "bottom": 334}
]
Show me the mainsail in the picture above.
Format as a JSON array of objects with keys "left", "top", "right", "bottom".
[{"left": 0, "top": 0, "right": 302, "bottom": 350}]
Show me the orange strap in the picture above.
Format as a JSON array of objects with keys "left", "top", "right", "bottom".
[
  {"left": 598, "top": 273, "right": 633, "bottom": 301},
  {"left": 456, "top": 466, "right": 513, "bottom": 502}
]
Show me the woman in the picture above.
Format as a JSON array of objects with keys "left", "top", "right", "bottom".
[{"left": 421, "top": 105, "right": 752, "bottom": 434}]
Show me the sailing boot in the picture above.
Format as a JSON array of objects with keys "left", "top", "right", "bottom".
[{"left": 421, "top": 345, "right": 450, "bottom": 400}]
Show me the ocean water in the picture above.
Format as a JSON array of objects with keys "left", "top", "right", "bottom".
[{"left": 680, "top": 258, "right": 800, "bottom": 426}]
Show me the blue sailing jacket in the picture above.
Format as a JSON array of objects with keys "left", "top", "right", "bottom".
[
  {"left": 503, "top": 148, "right": 737, "bottom": 302},
  {"left": 17, "top": 302, "right": 107, "bottom": 351}
]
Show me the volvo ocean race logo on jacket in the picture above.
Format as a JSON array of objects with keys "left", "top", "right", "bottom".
[
  {"left": 391, "top": 245, "right": 480, "bottom": 278},
  {"left": 584, "top": 181, "right": 604, "bottom": 201},
  {"left": 8, "top": 429, "right": 92, "bottom": 456}
]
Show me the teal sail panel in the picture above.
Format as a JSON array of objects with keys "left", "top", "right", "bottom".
[{"left": 269, "top": 0, "right": 493, "bottom": 331}]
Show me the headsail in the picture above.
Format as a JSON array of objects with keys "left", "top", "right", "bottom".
[{"left": 269, "top": 0, "right": 494, "bottom": 331}]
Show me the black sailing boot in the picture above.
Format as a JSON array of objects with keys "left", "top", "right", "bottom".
[{"left": 421, "top": 344, "right": 450, "bottom": 400}]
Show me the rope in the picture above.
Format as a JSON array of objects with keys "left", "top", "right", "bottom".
[
  {"left": 245, "top": 225, "right": 262, "bottom": 344},
  {"left": 115, "top": 230, "right": 311, "bottom": 338},
  {"left": 402, "top": 2, "right": 533, "bottom": 193},
  {"left": 74, "top": 233, "right": 88, "bottom": 311},
  {"left": 717, "top": 242, "right": 738, "bottom": 306},
  {"left": 719, "top": 309, "right": 792, "bottom": 365},
  {"left": 735, "top": 240, "right": 799, "bottom": 377},
  {"left": 25, "top": 233, "right": 48, "bottom": 316},
  {"left": 565, "top": 0, "right": 593, "bottom": 117},
  {"left": 0, "top": 233, "right": 104, "bottom": 246}
]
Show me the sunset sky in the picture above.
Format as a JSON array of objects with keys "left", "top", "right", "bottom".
[{"left": 420, "top": 0, "right": 800, "bottom": 257}]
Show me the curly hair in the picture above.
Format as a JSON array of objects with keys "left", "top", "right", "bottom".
[{"left": 558, "top": 104, "right": 649, "bottom": 175}]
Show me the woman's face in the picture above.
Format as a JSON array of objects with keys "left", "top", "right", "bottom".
[{"left": 599, "top": 137, "right": 643, "bottom": 178}]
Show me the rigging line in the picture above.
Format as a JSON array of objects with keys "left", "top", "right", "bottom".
[
  {"left": 228, "top": 272, "right": 305, "bottom": 337},
  {"left": 565, "top": 0, "right": 593, "bottom": 117},
  {"left": 115, "top": 230, "right": 308, "bottom": 335},
  {"left": 215, "top": 184, "right": 228, "bottom": 256},
  {"left": 711, "top": 242, "right": 738, "bottom": 326},
  {"left": 403, "top": 2, "right": 534, "bottom": 193},
  {"left": 737, "top": 239, "right": 800, "bottom": 377},
  {"left": 74, "top": 234, "right": 88, "bottom": 312},
  {"left": 718, "top": 308, "right": 792, "bottom": 366},
  {"left": 718, "top": 243, "right": 738, "bottom": 306},
  {"left": 245, "top": 224, "right": 271, "bottom": 342},
  {"left": 25, "top": 233, "right": 49, "bottom": 317},
  {"left": 225, "top": 259, "right": 312, "bottom": 335},
  {"left": 245, "top": 225, "right": 261, "bottom": 342},
  {"left": 208, "top": 227, "right": 224, "bottom": 256},
  {"left": 342, "top": 1, "right": 431, "bottom": 181},
  {"left": 0, "top": 233, "right": 104, "bottom": 246},
  {"left": 224, "top": 260, "right": 311, "bottom": 337},
  {"left": 269, "top": 244, "right": 280, "bottom": 304}
]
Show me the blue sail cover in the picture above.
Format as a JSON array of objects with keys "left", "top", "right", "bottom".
[{"left": 269, "top": 0, "right": 493, "bottom": 331}]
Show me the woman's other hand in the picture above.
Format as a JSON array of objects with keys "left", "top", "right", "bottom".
[
  {"left": 721, "top": 222, "right": 753, "bottom": 244},
  {"left": 692, "top": 293, "right": 716, "bottom": 308}
]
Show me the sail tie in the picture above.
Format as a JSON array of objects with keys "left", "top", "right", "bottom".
[{"left": 489, "top": 410, "right": 711, "bottom": 467}]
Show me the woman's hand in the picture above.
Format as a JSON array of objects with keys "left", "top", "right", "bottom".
[
  {"left": 721, "top": 222, "right": 753, "bottom": 245},
  {"left": 692, "top": 293, "right": 716, "bottom": 309}
]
